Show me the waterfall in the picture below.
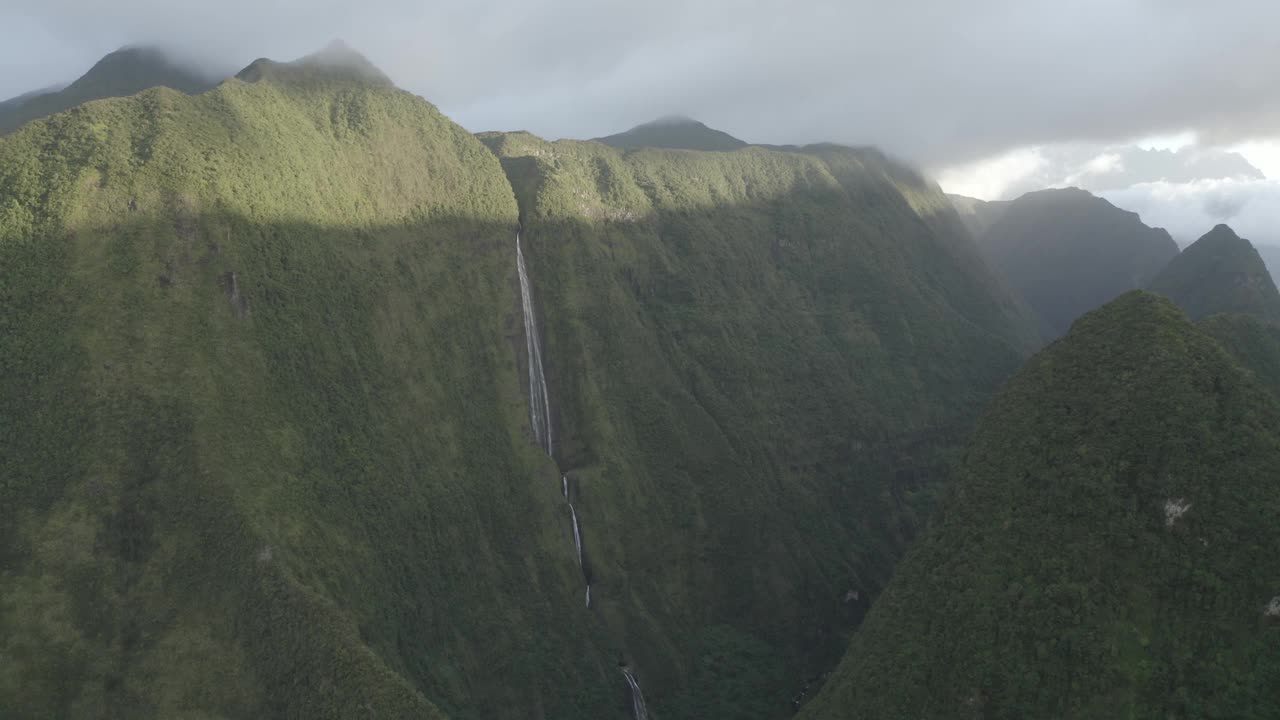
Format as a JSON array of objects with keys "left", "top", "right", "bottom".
[
  {"left": 569, "top": 504, "right": 584, "bottom": 566},
  {"left": 622, "top": 668, "right": 649, "bottom": 720},
  {"left": 516, "top": 233, "right": 553, "bottom": 456},
  {"left": 569, "top": 502, "right": 592, "bottom": 607},
  {"left": 519, "top": 237, "right": 591, "bottom": 608}
]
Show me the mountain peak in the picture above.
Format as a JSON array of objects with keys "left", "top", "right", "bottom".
[
  {"left": 236, "top": 42, "right": 392, "bottom": 86},
  {"left": 1205, "top": 223, "right": 1241, "bottom": 240},
  {"left": 0, "top": 45, "right": 218, "bottom": 134},
  {"left": 645, "top": 114, "right": 701, "bottom": 127},
  {"left": 595, "top": 116, "right": 747, "bottom": 152},
  {"left": 976, "top": 186, "right": 1179, "bottom": 337},
  {"left": 1148, "top": 223, "right": 1280, "bottom": 321}
]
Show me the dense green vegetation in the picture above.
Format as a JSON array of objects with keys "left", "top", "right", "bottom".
[
  {"left": 481, "top": 130, "right": 1039, "bottom": 716},
  {"left": 594, "top": 116, "right": 748, "bottom": 152},
  {"left": 974, "top": 187, "right": 1180, "bottom": 337},
  {"left": 1, "top": 43, "right": 1047, "bottom": 718},
  {"left": 1149, "top": 224, "right": 1280, "bottom": 321},
  {"left": 1201, "top": 313, "right": 1280, "bottom": 397},
  {"left": 0, "top": 46, "right": 218, "bottom": 135},
  {"left": 0, "top": 52, "right": 631, "bottom": 719},
  {"left": 800, "top": 292, "right": 1280, "bottom": 719}
]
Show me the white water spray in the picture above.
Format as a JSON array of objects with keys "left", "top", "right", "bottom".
[
  {"left": 569, "top": 504, "right": 584, "bottom": 566},
  {"left": 516, "top": 234, "right": 553, "bottom": 457},
  {"left": 622, "top": 668, "right": 649, "bottom": 720},
  {"left": 519, "top": 237, "right": 591, "bottom": 608}
]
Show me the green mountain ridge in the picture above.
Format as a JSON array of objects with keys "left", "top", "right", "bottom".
[
  {"left": 974, "top": 187, "right": 1179, "bottom": 337},
  {"left": 2, "top": 47, "right": 1040, "bottom": 719},
  {"left": 1149, "top": 224, "right": 1280, "bottom": 321},
  {"left": 800, "top": 291, "right": 1280, "bottom": 719},
  {"left": 0, "top": 46, "right": 220, "bottom": 135}
]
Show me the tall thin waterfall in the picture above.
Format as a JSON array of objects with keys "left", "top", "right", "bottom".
[
  {"left": 622, "top": 668, "right": 650, "bottom": 720},
  {"left": 519, "top": 234, "right": 644, "bottom": 713},
  {"left": 569, "top": 504, "right": 584, "bottom": 567},
  {"left": 516, "top": 233, "right": 553, "bottom": 457},
  {"left": 518, "top": 236, "right": 590, "bottom": 608}
]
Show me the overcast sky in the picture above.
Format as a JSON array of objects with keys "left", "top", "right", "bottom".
[
  {"left": 3, "top": 1, "right": 1279, "bottom": 165},
  {"left": 4, "top": 1, "right": 1279, "bottom": 241}
]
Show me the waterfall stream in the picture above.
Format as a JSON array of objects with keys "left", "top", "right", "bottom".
[
  {"left": 516, "top": 233, "right": 553, "bottom": 457},
  {"left": 622, "top": 668, "right": 650, "bottom": 720},
  {"left": 521, "top": 233, "right": 640, "bottom": 703},
  {"left": 518, "top": 235, "right": 592, "bottom": 608}
]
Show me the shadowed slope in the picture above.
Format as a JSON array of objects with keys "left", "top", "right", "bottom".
[{"left": 976, "top": 187, "right": 1179, "bottom": 337}]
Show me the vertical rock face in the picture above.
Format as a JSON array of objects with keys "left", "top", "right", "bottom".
[
  {"left": 973, "top": 187, "right": 1180, "bottom": 337},
  {"left": 1148, "top": 224, "right": 1280, "bottom": 321},
  {"left": 800, "top": 292, "right": 1280, "bottom": 720}
]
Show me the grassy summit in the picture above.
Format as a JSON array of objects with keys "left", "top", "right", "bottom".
[{"left": 800, "top": 291, "right": 1280, "bottom": 719}]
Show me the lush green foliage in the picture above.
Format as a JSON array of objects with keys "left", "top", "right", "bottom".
[
  {"left": 0, "top": 47, "right": 217, "bottom": 135},
  {"left": 1201, "top": 313, "right": 1280, "bottom": 397},
  {"left": 1149, "top": 224, "right": 1280, "bottom": 321},
  {"left": 0, "top": 58, "right": 628, "bottom": 720},
  {"left": 801, "top": 292, "right": 1280, "bottom": 720},
  {"left": 481, "top": 131, "right": 1039, "bottom": 717},
  {"left": 976, "top": 187, "right": 1180, "bottom": 337},
  {"left": 2, "top": 47, "right": 1043, "bottom": 718}
]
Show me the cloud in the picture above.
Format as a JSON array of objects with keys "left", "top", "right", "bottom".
[
  {"left": 1101, "top": 178, "right": 1280, "bottom": 247},
  {"left": 940, "top": 140, "right": 1266, "bottom": 200},
  {"left": 2, "top": 1, "right": 1280, "bottom": 168}
]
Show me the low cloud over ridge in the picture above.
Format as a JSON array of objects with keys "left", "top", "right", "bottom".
[{"left": 2, "top": 0, "right": 1280, "bottom": 169}]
